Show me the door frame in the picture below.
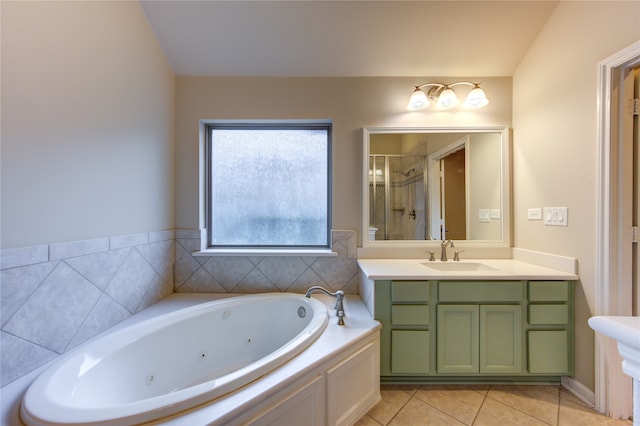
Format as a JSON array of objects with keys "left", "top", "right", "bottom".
[{"left": 595, "top": 40, "right": 640, "bottom": 418}]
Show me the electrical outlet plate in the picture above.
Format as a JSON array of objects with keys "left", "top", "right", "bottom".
[
  {"left": 543, "top": 207, "right": 568, "bottom": 226},
  {"left": 528, "top": 208, "right": 542, "bottom": 220},
  {"left": 490, "top": 209, "right": 501, "bottom": 219}
]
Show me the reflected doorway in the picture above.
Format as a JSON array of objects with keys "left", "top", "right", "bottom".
[{"left": 441, "top": 148, "right": 466, "bottom": 239}]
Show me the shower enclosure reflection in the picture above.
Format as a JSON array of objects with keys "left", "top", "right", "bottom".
[{"left": 369, "top": 155, "right": 426, "bottom": 240}]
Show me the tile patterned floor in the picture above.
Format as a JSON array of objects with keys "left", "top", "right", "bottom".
[{"left": 355, "top": 384, "right": 633, "bottom": 426}]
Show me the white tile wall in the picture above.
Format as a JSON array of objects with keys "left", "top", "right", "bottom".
[
  {"left": 174, "top": 229, "right": 359, "bottom": 294},
  {"left": 0, "top": 231, "right": 174, "bottom": 387},
  {"left": 0, "top": 228, "right": 359, "bottom": 388}
]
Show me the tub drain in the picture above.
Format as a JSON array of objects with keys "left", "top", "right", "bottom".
[{"left": 297, "top": 306, "right": 307, "bottom": 318}]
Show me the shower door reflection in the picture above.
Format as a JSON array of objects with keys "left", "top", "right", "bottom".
[{"left": 369, "top": 155, "right": 426, "bottom": 240}]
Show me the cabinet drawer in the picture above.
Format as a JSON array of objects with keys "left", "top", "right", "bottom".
[
  {"left": 392, "top": 305, "right": 430, "bottom": 326},
  {"left": 529, "top": 305, "right": 568, "bottom": 325},
  {"left": 529, "top": 281, "right": 569, "bottom": 302},
  {"left": 438, "top": 281, "right": 522, "bottom": 302},
  {"left": 392, "top": 281, "right": 430, "bottom": 302},
  {"left": 391, "top": 330, "right": 430, "bottom": 374}
]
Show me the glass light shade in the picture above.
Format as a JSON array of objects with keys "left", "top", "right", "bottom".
[
  {"left": 463, "top": 86, "right": 489, "bottom": 109},
  {"left": 436, "top": 88, "right": 459, "bottom": 109},
  {"left": 406, "top": 89, "right": 430, "bottom": 111}
]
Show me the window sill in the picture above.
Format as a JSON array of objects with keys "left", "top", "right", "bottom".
[{"left": 193, "top": 248, "right": 338, "bottom": 257}]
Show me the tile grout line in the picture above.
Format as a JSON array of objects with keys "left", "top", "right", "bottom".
[
  {"left": 483, "top": 386, "right": 558, "bottom": 426},
  {"left": 470, "top": 385, "right": 491, "bottom": 425},
  {"left": 409, "top": 387, "right": 472, "bottom": 425},
  {"left": 385, "top": 391, "right": 417, "bottom": 426},
  {"left": 556, "top": 385, "right": 561, "bottom": 426}
]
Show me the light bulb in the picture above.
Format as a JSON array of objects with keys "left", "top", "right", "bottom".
[
  {"left": 463, "top": 86, "right": 489, "bottom": 109},
  {"left": 436, "top": 87, "right": 459, "bottom": 109},
  {"left": 406, "top": 89, "right": 429, "bottom": 111}
]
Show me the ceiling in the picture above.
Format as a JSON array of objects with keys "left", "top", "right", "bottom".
[{"left": 140, "top": 1, "right": 558, "bottom": 78}]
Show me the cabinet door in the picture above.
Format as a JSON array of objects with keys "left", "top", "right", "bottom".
[
  {"left": 437, "top": 305, "right": 479, "bottom": 373},
  {"left": 326, "top": 340, "right": 381, "bottom": 426},
  {"left": 528, "top": 330, "right": 569, "bottom": 374},
  {"left": 244, "top": 375, "right": 325, "bottom": 425},
  {"left": 480, "top": 305, "right": 522, "bottom": 374},
  {"left": 391, "top": 330, "right": 430, "bottom": 374}
]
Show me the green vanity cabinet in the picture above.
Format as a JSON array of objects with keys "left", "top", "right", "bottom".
[
  {"left": 374, "top": 279, "right": 574, "bottom": 383},
  {"left": 527, "top": 281, "right": 574, "bottom": 375},
  {"left": 374, "top": 280, "right": 435, "bottom": 376},
  {"left": 437, "top": 304, "right": 523, "bottom": 374},
  {"left": 437, "top": 281, "right": 523, "bottom": 375}
]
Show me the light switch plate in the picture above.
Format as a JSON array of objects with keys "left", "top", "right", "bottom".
[
  {"left": 543, "top": 207, "right": 568, "bottom": 226},
  {"left": 528, "top": 208, "right": 542, "bottom": 220},
  {"left": 478, "top": 209, "right": 490, "bottom": 222},
  {"left": 490, "top": 209, "right": 501, "bottom": 219}
]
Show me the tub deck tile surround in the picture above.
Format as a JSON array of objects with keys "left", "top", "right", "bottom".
[
  {"left": 1, "top": 333, "right": 58, "bottom": 387},
  {"left": 137, "top": 239, "right": 174, "bottom": 277},
  {"left": 0, "top": 245, "right": 48, "bottom": 270},
  {"left": 1, "top": 262, "right": 57, "bottom": 326},
  {"left": 4, "top": 262, "right": 102, "bottom": 353},
  {"left": 49, "top": 237, "right": 110, "bottom": 261},
  {"left": 149, "top": 229, "right": 175, "bottom": 243},
  {"left": 174, "top": 228, "right": 359, "bottom": 294},
  {"left": 105, "top": 248, "right": 164, "bottom": 313},
  {"left": 65, "top": 294, "right": 130, "bottom": 350},
  {"left": 255, "top": 256, "right": 310, "bottom": 290},
  {"left": 178, "top": 267, "right": 227, "bottom": 293},
  {"left": 0, "top": 230, "right": 176, "bottom": 388},
  {"left": 109, "top": 232, "right": 149, "bottom": 250},
  {"left": 1, "top": 228, "right": 359, "bottom": 389},
  {"left": 64, "top": 248, "right": 130, "bottom": 290}
]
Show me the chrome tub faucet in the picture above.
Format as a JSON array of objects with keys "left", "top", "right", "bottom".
[{"left": 305, "top": 286, "right": 345, "bottom": 326}]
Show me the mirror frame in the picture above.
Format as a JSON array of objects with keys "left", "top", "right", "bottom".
[{"left": 362, "top": 126, "right": 511, "bottom": 249}]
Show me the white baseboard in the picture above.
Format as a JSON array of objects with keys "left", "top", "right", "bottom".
[{"left": 562, "top": 376, "right": 596, "bottom": 409}]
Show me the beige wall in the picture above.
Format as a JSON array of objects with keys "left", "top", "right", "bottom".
[
  {"left": 1, "top": 1, "right": 175, "bottom": 249},
  {"left": 513, "top": 1, "right": 640, "bottom": 391},
  {"left": 468, "top": 133, "right": 502, "bottom": 240},
  {"left": 175, "top": 77, "right": 512, "bottom": 236}
]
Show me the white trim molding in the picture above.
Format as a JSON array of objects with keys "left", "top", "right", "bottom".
[{"left": 595, "top": 40, "right": 640, "bottom": 418}]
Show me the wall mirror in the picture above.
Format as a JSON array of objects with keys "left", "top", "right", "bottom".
[{"left": 362, "top": 126, "right": 511, "bottom": 248}]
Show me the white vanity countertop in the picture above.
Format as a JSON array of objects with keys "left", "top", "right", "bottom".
[{"left": 357, "top": 258, "right": 579, "bottom": 280}]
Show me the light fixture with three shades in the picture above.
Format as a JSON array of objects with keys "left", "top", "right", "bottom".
[{"left": 406, "top": 81, "right": 489, "bottom": 111}]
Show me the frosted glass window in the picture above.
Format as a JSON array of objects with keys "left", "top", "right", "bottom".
[{"left": 207, "top": 124, "right": 331, "bottom": 248}]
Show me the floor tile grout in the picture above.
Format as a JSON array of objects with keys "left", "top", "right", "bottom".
[
  {"left": 470, "top": 391, "right": 488, "bottom": 426},
  {"left": 357, "top": 384, "right": 633, "bottom": 426}
]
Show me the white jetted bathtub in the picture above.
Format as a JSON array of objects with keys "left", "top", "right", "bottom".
[{"left": 21, "top": 293, "right": 328, "bottom": 426}]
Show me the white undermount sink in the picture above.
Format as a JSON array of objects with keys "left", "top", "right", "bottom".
[{"left": 420, "top": 262, "right": 497, "bottom": 272}]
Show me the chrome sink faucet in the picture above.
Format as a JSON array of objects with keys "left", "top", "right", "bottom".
[
  {"left": 305, "top": 286, "right": 345, "bottom": 326},
  {"left": 440, "top": 239, "right": 454, "bottom": 261}
]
